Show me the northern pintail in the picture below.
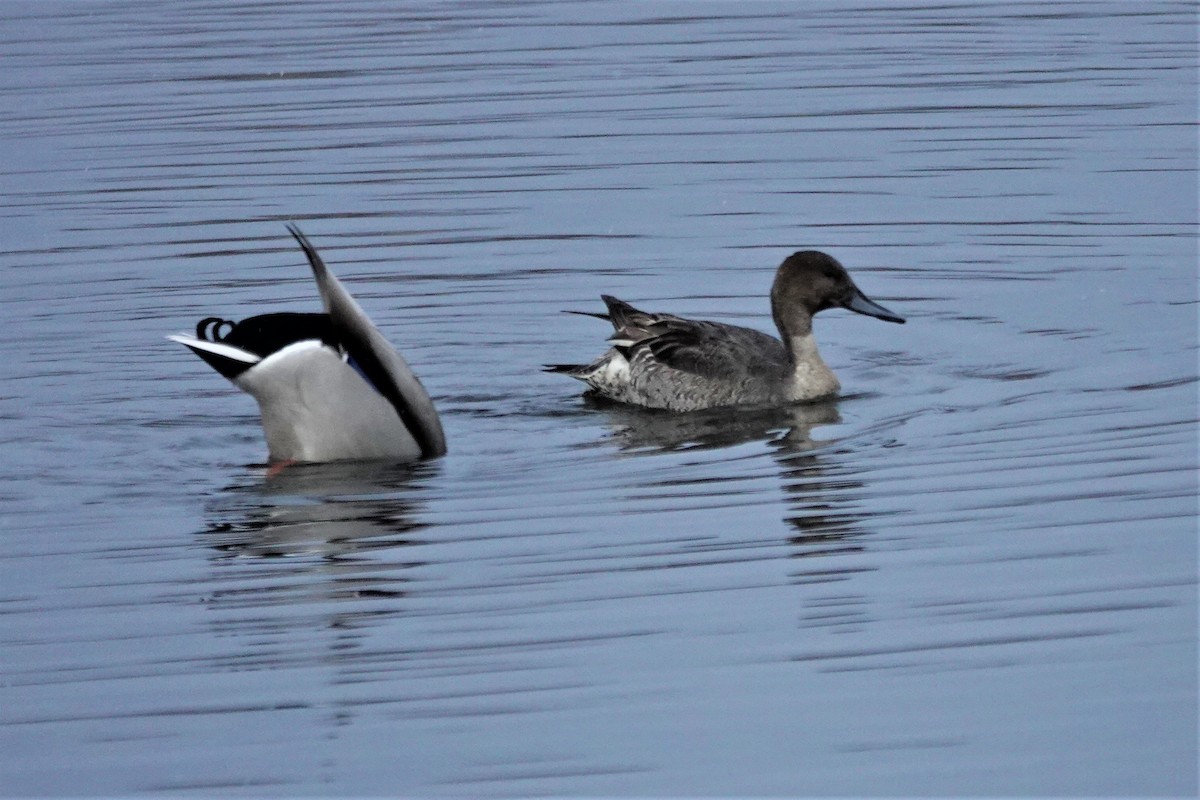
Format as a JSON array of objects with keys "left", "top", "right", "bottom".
[
  {"left": 169, "top": 225, "right": 446, "bottom": 463},
  {"left": 546, "top": 250, "right": 904, "bottom": 411}
]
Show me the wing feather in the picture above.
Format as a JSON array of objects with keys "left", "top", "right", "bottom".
[
  {"left": 639, "top": 320, "right": 788, "bottom": 381},
  {"left": 286, "top": 224, "right": 447, "bottom": 458}
]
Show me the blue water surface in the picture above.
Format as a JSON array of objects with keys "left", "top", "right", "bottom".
[{"left": 0, "top": 2, "right": 1195, "bottom": 796}]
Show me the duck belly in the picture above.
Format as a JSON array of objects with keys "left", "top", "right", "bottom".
[{"left": 236, "top": 342, "right": 422, "bottom": 462}]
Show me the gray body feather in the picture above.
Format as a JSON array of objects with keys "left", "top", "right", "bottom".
[
  {"left": 548, "top": 252, "right": 905, "bottom": 412},
  {"left": 558, "top": 296, "right": 795, "bottom": 412}
]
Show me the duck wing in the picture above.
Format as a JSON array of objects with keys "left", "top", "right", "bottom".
[
  {"left": 633, "top": 318, "right": 789, "bottom": 382},
  {"left": 600, "top": 295, "right": 787, "bottom": 381},
  {"left": 600, "top": 294, "right": 687, "bottom": 336},
  {"left": 286, "top": 224, "right": 447, "bottom": 458}
]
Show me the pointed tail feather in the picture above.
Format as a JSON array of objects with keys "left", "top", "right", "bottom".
[
  {"left": 563, "top": 309, "right": 610, "bottom": 321},
  {"left": 285, "top": 223, "right": 447, "bottom": 459},
  {"left": 544, "top": 363, "right": 585, "bottom": 375}
]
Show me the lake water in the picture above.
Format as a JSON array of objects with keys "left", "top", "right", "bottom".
[{"left": 1, "top": 1, "right": 1196, "bottom": 796}]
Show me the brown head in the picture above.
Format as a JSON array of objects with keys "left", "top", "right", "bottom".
[{"left": 769, "top": 250, "right": 905, "bottom": 339}]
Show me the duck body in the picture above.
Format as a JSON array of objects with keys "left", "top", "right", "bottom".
[
  {"left": 169, "top": 225, "right": 446, "bottom": 463},
  {"left": 548, "top": 251, "right": 903, "bottom": 412},
  {"left": 229, "top": 335, "right": 426, "bottom": 462}
]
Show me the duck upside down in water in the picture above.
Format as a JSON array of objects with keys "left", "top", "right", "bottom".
[
  {"left": 546, "top": 251, "right": 904, "bottom": 412},
  {"left": 169, "top": 225, "right": 445, "bottom": 463}
]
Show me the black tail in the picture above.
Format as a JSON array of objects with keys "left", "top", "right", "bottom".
[
  {"left": 543, "top": 363, "right": 584, "bottom": 375},
  {"left": 563, "top": 309, "right": 610, "bottom": 321}
]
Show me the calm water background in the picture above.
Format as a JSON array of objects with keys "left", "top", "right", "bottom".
[{"left": 1, "top": 1, "right": 1196, "bottom": 796}]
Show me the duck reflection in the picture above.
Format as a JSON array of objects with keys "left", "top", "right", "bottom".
[
  {"left": 584, "top": 394, "right": 842, "bottom": 453},
  {"left": 200, "top": 459, "right": 434, "bottom": 601},
  {"left": 776, "top": 448, "right": 873, "bottom": 572},
  {"left": 589, "top": 396, "right": 875, "bottom": 610},
  {"left": 770, "top": 431, "right": 876, "bottom": 634},
  {"left": 191, "top": 460, "right": 440, "bottom": 732}
]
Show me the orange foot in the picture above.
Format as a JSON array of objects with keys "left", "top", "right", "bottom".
[{"left": 266, "top": 459, "right": 298, "bottom": 478}]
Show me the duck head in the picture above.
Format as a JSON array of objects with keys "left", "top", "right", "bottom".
[{"left": 770, "top": 250, "right": 905, "bottom": 337}]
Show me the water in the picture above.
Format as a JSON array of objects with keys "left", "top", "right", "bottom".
[{"left": 1, "top": 1, "right": 1196, "bottom": 795}]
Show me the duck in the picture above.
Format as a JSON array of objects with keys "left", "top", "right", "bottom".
[
  {"left": 545, "top": 250, "right": 904, "bottom": 412},
  {"left": 168, "top": 224, "right": 446, "bottom": 463}
]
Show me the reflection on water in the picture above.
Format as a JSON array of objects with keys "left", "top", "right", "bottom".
[
  {"left": 0, "top": 0, "right": 1194, "bottom": 796},
  {"left": 204, "top": 460, "right": 431, "bottom": 559},
  {"left": 593, "top": 396, "right": 878, "bottom": 581},
  {"left": 586, "top": 395, "right": 841, "bottom": 453},
  {"left": 199, "top": 461, "right": 433, "bottom": 624}
]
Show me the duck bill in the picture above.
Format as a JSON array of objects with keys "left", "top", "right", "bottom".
[{"left": 845, "top": 290, "right": 905, "bottom": 324}]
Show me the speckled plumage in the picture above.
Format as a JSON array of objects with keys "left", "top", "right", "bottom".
[{"left": 547, "top": 251, "right": 905, "bottom": 412}]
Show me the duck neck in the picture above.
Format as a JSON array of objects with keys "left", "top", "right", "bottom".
[
  {"left": 780, "top": 327, "right": 840, "bottom": 401},
  {"left": 772, "top": 304, "right": 813, "bottom": 361},
  {"left": 773, "top": 302, "right": 839, "bottom": 397},
  {"left": 784, "top": 330, "right": 820, "bottom": 363}
]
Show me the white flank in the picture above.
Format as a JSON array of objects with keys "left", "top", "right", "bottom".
[
  {"left": 254, "top": 338, "right": 329, "bottom": 370},
  {"left": 598, "top": 350, "right": 631, "bottom": 382}
]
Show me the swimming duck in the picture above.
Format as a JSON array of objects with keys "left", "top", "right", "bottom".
[
  {"left": 546, "top": 250, "right": 904, "bottom": 411},
  {"left": 169, "top": 225, "right": 446, "bottom": 463}
]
